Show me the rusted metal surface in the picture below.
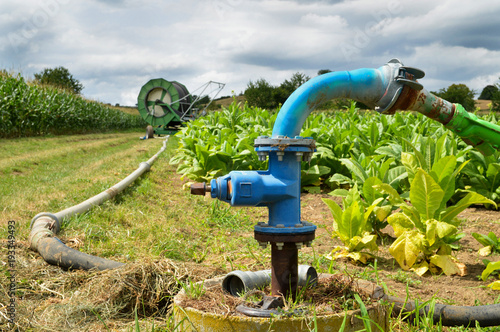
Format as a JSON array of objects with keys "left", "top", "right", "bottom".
[
  {"left": 385, "top": 85, "right": 419, "bottom": 114},
  {"left": 190, "top": 183, "right": 208, "bottom": 196},
  {"left": 271, "top": 242, "right": 298, "bottom": 299}
]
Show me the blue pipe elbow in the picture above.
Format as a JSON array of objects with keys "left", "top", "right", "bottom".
[{"left": 272, "top": 66, "right": 390, "bottom": 138}]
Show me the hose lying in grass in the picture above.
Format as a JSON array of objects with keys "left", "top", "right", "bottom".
[
  {"left": 28, "top": 136, "right": 169, "bottom": 271},
  {"left": 385, "top": 294, "right": 500, "bottom": 328}
]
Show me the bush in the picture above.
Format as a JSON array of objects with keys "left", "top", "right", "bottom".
[
  {"left": 34, "top": 66, "right": 84, "bottom": 95},
  {"left": 432, "top": 84, "right": 476, "bottom": 112},
  {"left": 479, "top": 85, "right": 499, "bottom": 100}
]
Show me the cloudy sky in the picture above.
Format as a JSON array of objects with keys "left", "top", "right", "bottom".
[{"left": 2, "top": 0, "right": 500, "bottom": 106}]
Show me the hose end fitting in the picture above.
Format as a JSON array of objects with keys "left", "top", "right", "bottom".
[
  {"left": 29, "top": 214, "right": 60, "bottom": 250},
  {"left": 375, "top": 58, "right": 425, "bottom": 114}
]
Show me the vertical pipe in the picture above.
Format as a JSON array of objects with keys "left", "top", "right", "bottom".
[{"left": 271, "top": 242, "right": 298, "bottom": 299}]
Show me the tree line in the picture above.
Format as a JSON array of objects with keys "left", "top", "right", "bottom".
[{"left": 244, "top": 70, "right": 500, "bottom": 113}]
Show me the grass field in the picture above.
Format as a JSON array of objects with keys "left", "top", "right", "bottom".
[{"left": 1, "top": 131, "right": 499, "bottom": 331}]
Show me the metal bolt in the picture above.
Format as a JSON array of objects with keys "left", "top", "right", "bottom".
[
  {"left": 259, "top": 241, "right": 268, "bottom": 249},
  {"left": 276, "top": 242, "right": 284, "bottom": 250},
  {"left": 304, "top": 152, "right": 312, "bottom": 162},
  {"left": 294, "top": 223, "right": 303, "bottom": 228},
  {"left": 276, "top": 151, "right": 284, "bottom": 161},
  {"left": 296, "top": 242, "right": 303, "bottom": 249},
  {"left": 276, "top": 224, "right": 285, "bottom": 228},
  {"left": 294, "top": 136, "right": 303, "bottom": 139},
  {"left": 257, "top": 151, "right": 268, "bottom": 161},
  {"left": 257, "top": 222, "right": 266, "bottom": 226},
  {"left": 276, "top": 135, "right": 285, "bottom": 139},
  {"left": 190, "top": 183, "right": 208, "bottom": 196},
  {"left": 295, "top": 152, "right": 303, "bottom": 162}
]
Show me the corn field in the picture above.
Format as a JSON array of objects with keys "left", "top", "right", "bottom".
[{"left": 0, "top": 71, "right": 146, "bottom": 137}]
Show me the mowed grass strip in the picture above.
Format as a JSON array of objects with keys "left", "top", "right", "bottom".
[{"left": 0, "top": 132, "right": 261, "bottom": 268}]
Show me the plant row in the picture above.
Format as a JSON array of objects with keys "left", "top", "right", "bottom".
[
  {"left": 0, "top": 72, "right": 146, "bottom": 137},
  {"left": 171, "top": 99, "right": 500, "bottom": 208},
  {"left": 171, "top": 99, "right": 500, "bottom": 282}
]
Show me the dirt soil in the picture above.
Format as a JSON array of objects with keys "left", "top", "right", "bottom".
[{"left": 300, "top": 193, "right": 500, "bottom": 307}]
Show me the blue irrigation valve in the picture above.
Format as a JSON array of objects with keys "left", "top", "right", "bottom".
[{"left": 207, "top": 136, "right": 317, "bottom": 236}]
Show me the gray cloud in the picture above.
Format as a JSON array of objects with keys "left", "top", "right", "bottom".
[{"left": 1, "top": 0, "right": 499, "bottom": 105}]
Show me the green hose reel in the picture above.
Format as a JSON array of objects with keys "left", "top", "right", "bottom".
[{"left": 137, "top": 78, "right": 192, "bottom": 136}]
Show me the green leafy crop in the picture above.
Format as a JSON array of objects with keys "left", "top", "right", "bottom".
[
  {"left": 322, "top": 184, "right": 380, "bottom": 264},
  {"left": 377, "top": 156, "right": 496, "bottom": 276}
]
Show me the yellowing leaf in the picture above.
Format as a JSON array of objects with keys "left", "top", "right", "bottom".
[
  {"left": 478, "top": 246, "right": 493, "bottom": 257},
  {"left": 390, "top": 230, "right": 423, "bottom": 270},
  {"left": 488, "top": 281, "right": 500, "bottom": 290},
  {"left": 435, "top": 220, "right": 457, "bottom": 238},
  {"left": 324, "top": 246, "right": 373, "bottom": 264},
  {"left": 411, "top": 261, "right": 429, "bottom": 276},
  {"left": 425, "top": 220, "right": 437, "bottom": 246},
  {"left": 387, "top": 212, "right": 414, "bottom": 237},
  {"left": 429, "top": 255, "right": 461, "bottom": 276},
  {"left": 375, "top": 205, "right": 392, "bottom": 222}
]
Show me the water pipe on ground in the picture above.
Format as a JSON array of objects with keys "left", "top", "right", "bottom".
[
  {"left": 192, "top": 59, "right": 500, "bottom": 326},
  {"left": 29, "top": 136, "right": 169, "bottom": 271}
]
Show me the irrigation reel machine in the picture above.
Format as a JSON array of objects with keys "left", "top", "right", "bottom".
[{"left": 137, "top": 79, "right": 225, "bottom": 138}]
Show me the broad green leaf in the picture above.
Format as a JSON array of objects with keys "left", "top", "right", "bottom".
[
  {"left": 410, "top": 169, "right": 444, "bottom": 220},
  {"left": 472, "top": 232, "right": 496, "bottom": 247},
  {"left": 441, "top": 192, "right": 497, "bottom": 223},
  {"left": 390, "top": 230, "right": 423, "bottom": 270},
  {"left": 373, "top": 183, "right": 403, "bottom": 205},
  {"left": 340, "top": 158, "right": 368, "bottom": 183},
  {"left": 430, "top": 155, "right": 457, "bottom": 206},
  {"left": 363, "top": 197, "right": 383, "bottom": 222},
  {"left": 322, "top": 198, "right": 343, "bottom": 234},
  {"left": 401, "top": 152, "right": 418, "bottom": 184},
  {"left": 481, "top": 261, "right": 500, "bottom": 281},
  {"left": 429, "top": 255, "right": 461, "bottom": 276},
  {"left": 343, "top": 200, "right": 364, "bottom": 239},
  {"left": 363, "top": 177, "right": 383, "bottom": 205},
  {"left": 486, "top": 163, "right": 500, "bottom": 189}
]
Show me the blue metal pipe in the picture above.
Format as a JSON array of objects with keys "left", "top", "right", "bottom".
[{"left": 272, "top": 67, "right": 390, "bottom": 137}]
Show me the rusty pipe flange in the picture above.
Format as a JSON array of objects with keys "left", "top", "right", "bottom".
[{"left": 375, "top": 58, "right": 425, "bottom": 114}]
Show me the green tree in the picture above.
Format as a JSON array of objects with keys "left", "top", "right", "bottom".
[
  {"left": 492, "top": 79, "right": 500, "bottom": 112},
  {"left": 432, "top": 84, "right": 476, "bottom": 112},
  {"left": 479, "top": 85, "right": 499, "bottom": 100},
  {"left": 273, "top": 72, "right": 310, "bottom": 105},
  {"left": 244, "top": 78, "right": 276, "bottom": 109},
  {"left": 34, "top": 66, "right": 84, "bottom": 94},
  {"left": 317, "top": 69, "right": 332, "bottom": 76}
]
